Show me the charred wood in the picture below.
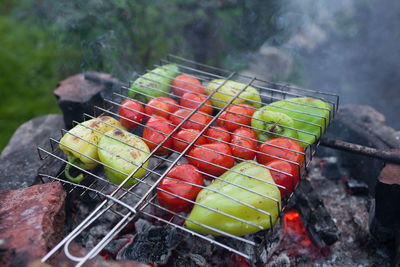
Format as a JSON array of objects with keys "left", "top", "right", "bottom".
[
  {"left": 290, "top": 179, "right": 340, "bottom": 247},
  {"left": 321, "top": 137, "right": 400, "bottom": 164}
]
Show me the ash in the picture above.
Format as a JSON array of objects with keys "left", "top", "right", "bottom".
[{"left": 271, "top": 157, "right": 391, "bottom": 266}]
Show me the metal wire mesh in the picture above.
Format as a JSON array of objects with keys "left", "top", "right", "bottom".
[{"left": 38, "top": 54, "right": 339, "bottom": 266}]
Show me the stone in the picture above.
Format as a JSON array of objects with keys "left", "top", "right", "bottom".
[
  {"left": 54, "top": 72, "right": 122, "bottom": 129},
  {"left": 0, "top": 182, "right": 66, "bottom": 266},
  {"left": 47, "top": 241, "right": 149, "bottom": 267},
  {"left": 0, "top": 114, "right": 65, "bottom": 191}
]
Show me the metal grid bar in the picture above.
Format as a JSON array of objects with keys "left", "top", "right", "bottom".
[{"left": 38, "top": 55, "right": 338, "bottom": 265}]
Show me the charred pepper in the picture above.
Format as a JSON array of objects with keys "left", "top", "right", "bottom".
[
  {"left": 129, "top": 64, "right": 180, "bottom": 102},
  {"left": 205, "top": 79, "right": 261, "bottom": 109},
  {"left": 264, "top": 97, "right": 331, "bottom": 147},
  {"left": 251, "top": 109, "right": 298, "bottom": 142},
  {"left": 59, "top": 116, "right": 125, "bottom": 183},
  {"left": 185, "top": 161, "right": 281, "bottom": 236},
  {"left": 98, "top": 128, "right": 150, "bottom": 187}
]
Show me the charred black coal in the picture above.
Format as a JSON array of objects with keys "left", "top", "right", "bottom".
[
  {"left": 290, "top": 179, "right": 340, "bottom": 247},
  {"left": 116, "top": 219, "right": 182, "bottom": 264}
]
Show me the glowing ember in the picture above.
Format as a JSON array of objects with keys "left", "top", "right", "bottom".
[
  {"left": 71, "top": 212, "right": 77, "bottom": 223},
  {"left": 280, "top": 209, "right": 329, "bottom": 261},
  {"left": 228, "top": 254, "right": 249, "bottom": 267}
]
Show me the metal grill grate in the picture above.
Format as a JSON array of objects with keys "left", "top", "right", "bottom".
[{"left": 38, "top": 55, "right": 339, "bottom": 266}]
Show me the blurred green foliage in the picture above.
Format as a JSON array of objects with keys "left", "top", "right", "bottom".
[
  {"left": 0, "top": 15, "right": 80, "bottom": 151},
  {"left": 0, "top": 0, "right": 281, "bottom": 152}
]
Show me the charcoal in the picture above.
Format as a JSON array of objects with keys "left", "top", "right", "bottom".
[
  {"left": 268, "top": 253, "right": 290, "bottom": 267},
  {"left": 48, "top": 241, "right": 148, "bottom": 267},
  {"left": 116, "top": 219, "right": 182, "bottom": 264},
  {"left": 319, "top": 156, "right": 350, "bottom": 180},
  {"left": 103, "top": 235, "right": 134, "bottom": 258},
  {"left": 344, "top": 177, "right": 369, "bottom": 196},
  {"left": 317, "top": 107, "right": 388, "bottom": 194},
  {"left": 290, "top": 179, "right": 340, "bottom": 247},
  {"left": 395, "top": 230, "right": 400, "bottom": 267},
  {"left": 370, "top": 157, "right": 400, "bottom": 243}
]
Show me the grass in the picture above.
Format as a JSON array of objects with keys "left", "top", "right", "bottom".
[{"left": 0, "top": 15, "right": 79, "bottom": 152}]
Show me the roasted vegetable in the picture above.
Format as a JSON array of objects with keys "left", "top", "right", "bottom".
[
  {"left": 256, "top": 137, "right": 305, "bottom": 169},
  {"left": 204, "top": 126, "right": 230, "bottom": 144},
  {"left": 143, "top": 116, "right": 174, "bottom": 156},
  {"left": 185, "top": 161, "right": 281, "bottom": 236},
  {"left": 59, "top": 116, "right": 124, "bottom": 183},
  {"left": 173, "top": 74, "right": 205, "bottom": 97},
  {"left": 205, "top": 79, "right": 261, "bottom": 109},
  {"left": 180, "top": 92, "right": 213, "bottom": 115},
  {"left": 187, "top": 143, "right": 235, "bottom": 177},
  {"left": 230, "top": 127, "right": 258, "bottom": 161},
  {"left": 263, "top": 97, "right": 331, "bottom": 147},
  {"left": 119, "top": 99, "right": 145, "bottom": 129},
  {"left": 173, "top": 129, "right": 206, "bottom": 154},
  {"left": 251, "top": 109, "right": 298, "bottom": 142},
  {"left": 129, "top": 64, "right": 179, "bottom": 102},
  {"left": 157, "top": 164, "right": 203, "bottom": 213},
  {"left": 217, "top": 104, "right": 254, "bottom": 132},
  {"left": 98, "top": 129, "right": 150, "bottom": 187},
  {"left": 265, "top": 160, "right": 299, "bottom": 198}
]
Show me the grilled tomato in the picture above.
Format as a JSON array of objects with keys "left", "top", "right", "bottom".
[{"left": 157, "top": 164, "right": 203, "bottom": 212}]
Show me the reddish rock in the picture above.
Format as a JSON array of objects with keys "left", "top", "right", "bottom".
[
  {"left": 0, "top": 182, "right": 66, "bottom": 266},
  {"left": 378, "top": 149, "right": 400, "bottom": 185},
  {"left": 48, "top": 242, "right": 149, "bottom": 267},
  {"left": 54, "top": 72, "right": 106, "bottom": 102},
  {"left": 54, "top": 72, "right": 122, "bottom": 129}
]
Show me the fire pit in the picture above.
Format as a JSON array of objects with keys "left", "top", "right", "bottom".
[{"left": 36, "top": 55, "right": 339, "bottom": 266}]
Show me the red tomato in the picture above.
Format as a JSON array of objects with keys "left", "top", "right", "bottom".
[
  {"left": 265, "top": 160, "right": 299, "bottom": 197},
  {"left": 205, "top": 126, "right": 230, "bottom": 144},
  {"left": 173, "top": 74, "right": 205, "bottom": 97},
  {"left": 157, "top": 164, "right": 203, "bottom": 212},
  {"left": 145, "top": 98, "right": 170, "bottom": 119},
  {"left": 143, "top": 116, "right": 175, "bottom": 156},
  {"left": 239, "top": 103, "right": 256, "bottom": 117},
  {"left": 170, "top": 109, "right": 212, "bottom": 131},
  {"left": 173, "top": 129, "right": 206, "bottom": 154},
  {"left": 156, "top": 97, "right": 179, "bottom": 114},
  {"left": 187, "top": 143, "right": 234, "bottom": 177},
  {"left": 230, "top": 127, "right": 258, "bottom": 160},
  {"left": 256, "top": 138, "right": 305, "bottom": 169},
  {"left": 180, "top": 92, "right": 213, "bottom": 115},
  {"left": 217, "top": 104, "right": 252, "bottom": 132},
  {"left": 119, "top": 99, "right": 145, "bottom": 129}
]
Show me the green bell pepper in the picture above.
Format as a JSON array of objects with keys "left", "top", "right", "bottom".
[
  {"left": 251, "top": 109, "right": 299, "bottom": 142},
  {"left": 185, "top": 161, "right": 281, "bottom": 236},
  {"left": 98, "top": 129, "right": 150, "bottom": 187},
  {"left": 264, "top": 97, "right": 331, "bottom": 147},
  {"left": 129, "top": 64, "right": 179, "bottom": 102},
  {"left": 205, "top": 79, "right": 261, "bottom": 109},
  {"left": 59, "top": 116, "right": 125, "bottom": 183}
]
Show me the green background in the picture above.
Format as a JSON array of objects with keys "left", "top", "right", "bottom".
[{"left": 0, "top": 0, "right": 282, "bottom": 152}]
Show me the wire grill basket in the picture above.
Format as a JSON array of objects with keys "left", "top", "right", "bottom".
[{"left": 38, "top": 55, "right": 339, "bottom": 266}]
